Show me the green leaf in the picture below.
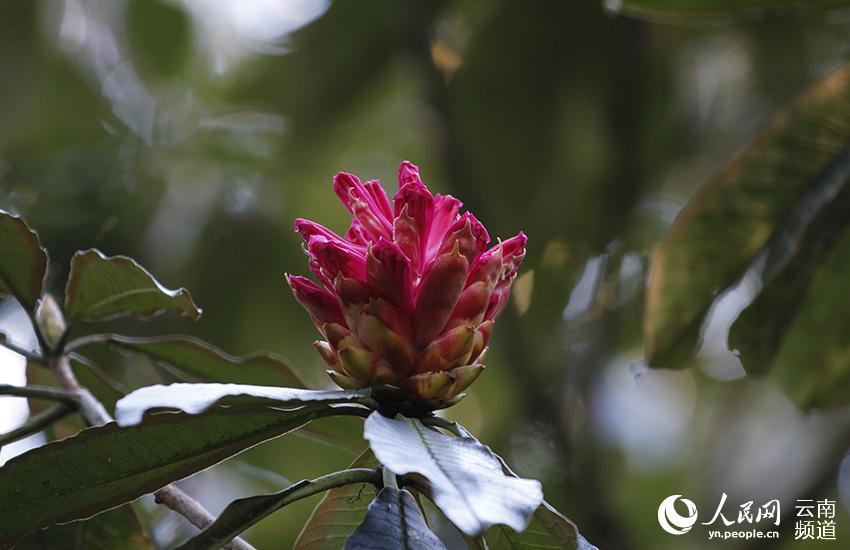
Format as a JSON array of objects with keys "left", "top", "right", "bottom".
[
  {"left": 754, "top": 229, "right": 850, "bottom": 408},
  {"left": 106, "top": 335, "right": 305, "bottom": 387},
  {"left": 177, "top": 467, "right": 381, "bottom": 550},
  {"left": 344, "top": 487, "right": 447, "bottom": 550},
  {"left": 103, "top": 336, "right": 365, "bottom": 451},
  {"left": 16, "top": 504, "right": 152, "bottom": 550},
  {"left": 0, "top": 404, "right": 330, "bottom": 547},
  {"left": 0, "top": 210, "right": 47, "bottom": 311},
  {"left": 295, "top": 450, "right": 378, "bottom": 550},
  {"left": 645, "top": 63, "right": 850, "bottom": 368},
  {"left": 612, "top": 0, "right": 850, "bottom": 21},
  {"left": 115, "top": 382, "right": 370, "bottom": 426},
  {"left": 363, "top": 413, "right": 543, "bottom": 536},
  {"left": 64, "top": 249, "right": 201, "bottom": 323},
  {"left": 485, "top": 502, "right": 597, "bottom": 550}
]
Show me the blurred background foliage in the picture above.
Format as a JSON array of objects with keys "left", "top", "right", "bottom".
[{"left": 3, "top": 0, "right": 850, "bottom": 548}]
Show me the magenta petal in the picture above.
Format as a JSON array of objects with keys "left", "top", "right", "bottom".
[
  {"left": 499, "top": 231, "right": 528, "bottom": 280},
  {"left": 437, "top": 212, "right": 490, "bottom": 264},
  {"left": 309, "top": 236, "right": 367, "bottom": 282},
  {"left": 367, "top": 239, "right": 414, "bottom": 311},
  {"left": 365, "top": 179, "right": 393, "bottom": 221},
  {"left": 397, "top": 160, "right": 423, "bottom": 189},
  {"left": 413, "top": 247, "right": 469, "bottom": 347},
  {"left": 294, "top": 218, "right": 344, "bottom": 243},
  {"left": 287, "top": 275, "right": 345, "bottom": 329},
  {"left": 427, "top": 194, "right": 462, "bottom": 250}
]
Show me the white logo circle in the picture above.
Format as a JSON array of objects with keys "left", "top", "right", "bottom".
[{"left": 657, "top": 495, "right": 698, "bottom": 535}]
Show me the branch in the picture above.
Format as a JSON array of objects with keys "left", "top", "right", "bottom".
[
  {"left": 50, "top": 355, "right": 256, "bottom": 550},
  {"left": 0, "top": 384, "right": 79, "bottom": 405},
  {"left": 0, "top": 402, "right": 76, "bottom": 447},
  {"left": 0, "top": 332, "right": 43, "bottom": 363},
  {"left": 178, "top": 468, "right": 382, "bottom": 550}
]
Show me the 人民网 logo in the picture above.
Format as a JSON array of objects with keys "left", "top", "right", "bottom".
[{"left": 658, "top": 495, "right": 699, "bottom": 535}]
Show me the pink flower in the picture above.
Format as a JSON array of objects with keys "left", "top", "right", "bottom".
[{"left": 288, "top": 161, "right": 526, "bottom": 412}]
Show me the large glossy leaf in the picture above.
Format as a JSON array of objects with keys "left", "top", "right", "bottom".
[
  {"left": 0, "top": 210, "right": 47, "bottom": 311},
  {"left": 363, "top": 413, "right": 542, "bottom": 537},
  {"left": 106, "top": 335, "right": 304, "bottom": 387},
  {"left": 0, "top": 404, "right": 330, "bottom": 546},
  {"left": 64, "top": 249, "right": 201, "bottom": 323},
  {"left": 645, "top": 63, "right": 850, "bottom": 368},
  {"left": 612, "top": 0, "right": 850, "bottom": 21},
  {"left": 115, "top": 382, "right": 370, "bottom": 426},
  {"left": 294, "top": 450, "right": 378, "bottom": 550},
  {"left": 101, "top": 336, "right": 364, "bottom": 450},
  {"left": 344, "top": 487, "right": 447, "bottom": 550},
  {"left": 16, "top": 504, "right": 152, "bottom": 550},
  {"left": 485, "top": 502, "right": 597, "bottom": 550}
]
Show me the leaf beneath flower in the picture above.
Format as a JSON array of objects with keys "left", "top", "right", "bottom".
[
  {"left": 363, "top": 412, "right": 542, "bottom": 536},
  {"left": 115, "top": 383, "right": 370, "bottom": 426},
  {"left": 345, "top": 487, "right": 447, "bottom": 550}
]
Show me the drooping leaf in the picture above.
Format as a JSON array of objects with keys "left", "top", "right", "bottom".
[
  {"left": 0, "top": 210, "right": 47, "bottom": 311},
  {"left": 64, "top": 249, "right": 201, "bottom": 323},
  {"left": 363, "top": 413, "right": 542, "bottom": 537},
  {"left": 729, "top": 168, "right": 850, "bottom": 375},
  {"left": 485, "top": 502, "right": 597, "bottom": 550},
  {"left": 0, "top": 404, "right": 330, "bottom": 547},
  {"left": 294, "top": 450, "right": 378, "bottom": 550},
  {"left": 344, "top": 487, "right": 447, "bottom": 550},
  {"left": 105, "top": 335, "right": 304, "bottom": 387},
  {"left": 115, "top": 382, "right": 370, "bottom": 426},
  {"left": 758, "top": 228, "right": 850, "bottom": 408},
  {"left": 177, "top": 468, "right": 381, "bottom": 550},
  {"left": 645, "top": 63, "right": 850, "bottom": 368},
  {"left": 612, "top": 0, "right": 850, "bottom": 21},
  {"left": 16, "top": 504, "right": 152, "bottom": 550}
]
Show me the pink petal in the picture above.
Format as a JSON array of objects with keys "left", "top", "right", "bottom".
[
  {"left": 367, "top": 239, "right": 414, "bottom": 311},
  {"left": 427, "top": 193, "right": 462, "bottom": 251},
  {"left": 286, "top": 275, "right": 345, "bottom": 329},
  {"left": 413, "top": 245, "right": 469, "bottom": 347},
  {"left": 308, "top": 236, "right": 367, "bottom": 282}
]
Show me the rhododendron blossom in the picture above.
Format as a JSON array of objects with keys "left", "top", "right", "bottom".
[{"left": 287, "top": 161, "right": 526, "bottom": 412}]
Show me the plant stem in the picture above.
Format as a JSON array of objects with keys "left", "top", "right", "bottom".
[
  {"left": 178, "top": 468, "right": 382, "bottom": 550},
  {"left": 0, "top": 402, "right": 76, "bottom": 447},
  {"left": 0, "top": 384, "right": 79, "bottom": 404},
  {"left": 50, "top": 355, "right": 256, "bottom": 550},
  {"left": 0, "top": 333, "right": 43, "bottom": 363}
]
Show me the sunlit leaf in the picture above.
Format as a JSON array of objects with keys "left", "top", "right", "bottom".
[
  {"left": 106, "top": 334, "right": 304, "bottom": 387},
  {"left": 612, "top": 0, "right": 850, "bottom": 21},
  {"left": 64, "top": 249, "right": 201, "bottom": 323},
  {"left": 16, "top": 504, "right": 152, "bottom": 550},
  {"left": 0, "top": 210, "right": 47, "bottom": 311},
  {"left": 645, "top": 63, "right": 850, "bottom": 368},
  {"left": 100, "top": 335, "right": 365, "bottom": 450},
  {"left": 115, "top": 382, "right": 370, "bottom": 426},
  {"left": 344, "top": 487, "right": 447, "bottom": 550},
  {"left": 363, "top": 413, "right": 542, "bottom": 536},
  {"left": 485, "top": 502, "right": 597, "bottom": 550},
  {"left": 0, "top": 404, "right": 330, "bottom": 547},
  {"left": 294, "top": 450, "right": 378, "bottom": 550}
]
